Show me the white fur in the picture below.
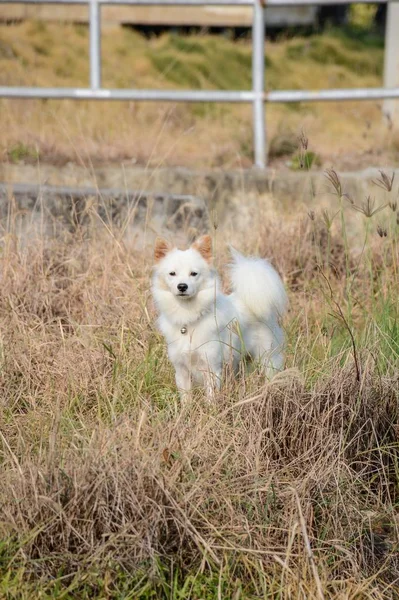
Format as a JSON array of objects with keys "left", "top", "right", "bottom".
[{"left": 152, "top": 245, "right": 288, "bottom": 400}]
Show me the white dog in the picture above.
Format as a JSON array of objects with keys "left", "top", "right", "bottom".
[{"left": 152, "top": 235, "right": 288, "bottom": 399}]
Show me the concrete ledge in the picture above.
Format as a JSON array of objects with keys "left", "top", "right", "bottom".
[
  {"left": 1, "top": 164, "right": 397, "bottom": 210},
  {"left": 0, "top": 182, "right": 209, "bottom": 240},
  {"left": 1, "top": 165, "right": 397, "bottom": 241}
]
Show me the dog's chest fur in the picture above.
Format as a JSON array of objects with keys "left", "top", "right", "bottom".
[{"left": 158, "top": 300, "right": 241, "bottom": 373}]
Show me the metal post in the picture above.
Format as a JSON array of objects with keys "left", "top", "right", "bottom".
[
  {"left": 383, "top": 2, "right": 399, "bottom": 125},
  {"left": 89, "top": 0, "right": 101, "bottom": 90},
  {"left": 252, "top": 0, "right": 266, "bottom": 168}
]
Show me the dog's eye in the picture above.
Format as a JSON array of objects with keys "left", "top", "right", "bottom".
[
  {"left": 169, "top": 271, "right": 176, "bottom": 276},
  {"left": 190, "top": 272, "right": 198, "bottom": 277}
]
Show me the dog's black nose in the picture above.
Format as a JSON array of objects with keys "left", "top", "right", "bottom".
[{"left": 177, "top": 283, "right": 188, "bottom": 293}]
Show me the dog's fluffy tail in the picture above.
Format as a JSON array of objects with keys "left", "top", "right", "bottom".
[{"left": 229, "top": 247, "right": 288, "bottom": 321}]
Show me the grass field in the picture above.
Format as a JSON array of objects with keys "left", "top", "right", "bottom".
[
  {"left": 1, "top": 166, "right": 398, "bottom": 598},
  {"left": 0, "top": 19, "right": 398, "bottom": 169}
]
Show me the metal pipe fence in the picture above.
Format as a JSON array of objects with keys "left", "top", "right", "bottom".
[{"left": 0, "top": 0, "right": 398, "bottom": 167}]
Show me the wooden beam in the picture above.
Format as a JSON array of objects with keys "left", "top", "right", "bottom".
[{"left": 0, "top": 4, "right": 252, "bottom": 26}]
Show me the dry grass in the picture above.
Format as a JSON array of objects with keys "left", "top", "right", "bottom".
[
  {"left": 0, "top": 168, "right": 398, "bottom": 598},
  {"left": 0, "top": 20, "right": 397, "bottom": 170}
]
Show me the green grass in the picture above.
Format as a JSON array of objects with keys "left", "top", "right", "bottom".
[
  {"left": 284, "top": 35, "right": 382, "bottom": 76},
  {"left": 0, "top": 557, "right": 280, "bottom": 599},
  {"left": 7, "top": 142, "right": 39, "bottom": 164}
]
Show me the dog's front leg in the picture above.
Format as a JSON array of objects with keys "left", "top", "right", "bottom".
[
  {"left": 204, "top": 369, "right": 221, "bottom": 402},
  {"left": 175, "top": 366, "right": 192, "bottom": 402}
]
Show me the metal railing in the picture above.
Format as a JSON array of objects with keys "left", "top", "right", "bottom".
[{"left": 1, "top": 0, "right": 399, "bottom": 167}]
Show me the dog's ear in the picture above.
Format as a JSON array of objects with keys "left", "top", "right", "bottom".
[
  {"left": 154, "top": 238, "right": 172, "bottom": 262},
  {"left": 192, "top": 234, "right": 212, "bottom": 263}
]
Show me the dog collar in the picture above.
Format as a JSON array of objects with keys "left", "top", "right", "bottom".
[{"left": 180, "top": 326, "right": 188, "bottom": 335}]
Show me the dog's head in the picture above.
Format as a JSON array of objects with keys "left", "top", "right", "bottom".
[{"left": 153, "top": 235, "right": 213, "bottom": 300}]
